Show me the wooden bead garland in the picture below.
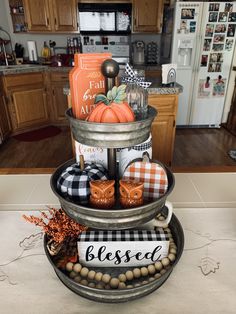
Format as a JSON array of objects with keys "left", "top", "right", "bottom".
[{"left": 65, "top": 224, "right": 178, "bottom": 290}]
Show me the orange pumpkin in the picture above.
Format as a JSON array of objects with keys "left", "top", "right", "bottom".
[{"left": 87, "top": 85, "right": 135, "bottom": 123}]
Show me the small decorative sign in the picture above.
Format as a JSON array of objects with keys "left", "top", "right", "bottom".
[
  {"left": 77, "top": 230, "right": 169, "bottom": 267},
  {"left": 75, "top": 141, "right": 108, "bottom": 168},
  {"left": 162, "top": 63, "right": 177, "bottom": 85}
]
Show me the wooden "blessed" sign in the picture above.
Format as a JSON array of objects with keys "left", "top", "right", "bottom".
[{"left": 77, "top": 230, "right": 169, "bottom": 267}]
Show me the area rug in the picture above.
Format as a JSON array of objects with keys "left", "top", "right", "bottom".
[
  {"left": 13, "top": 126, "right": 61, "bottom": 142},
  {"left": 228, "top": 149, "right": 236, "bottom": 161}
]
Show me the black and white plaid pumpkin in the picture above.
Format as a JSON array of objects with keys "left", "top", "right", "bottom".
[{"left": 57, "top": 162, "right": 108, "bottom": 203}]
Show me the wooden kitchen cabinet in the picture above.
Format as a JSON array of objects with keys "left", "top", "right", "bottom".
[
  {"left": 48, "top": 71, "right": 69, "bottom": 125},
  {"left": 2, "top": 72, "right": 49, "bottom": 135},
  {"left": 148, "top": 94, "right": 178, "bottom": 166},
  {"left": 0, "top": 79, "right": 11, "bottom": 143},
  {"left": 133, "top": 0, "right": 164, "bottom": 33},
  {"left": 23, "top": 0, "right": 77, "bottom": 32},
  {"left": 78, "top": 1, "right": 131, "bottom": 2}
]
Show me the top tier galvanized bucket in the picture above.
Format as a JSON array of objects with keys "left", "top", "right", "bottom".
[{"left": 65, "top": 106, "right": 157, "bottom": 149}]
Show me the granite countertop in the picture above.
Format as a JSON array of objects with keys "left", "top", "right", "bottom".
[
  {"left": 1, "top": 208, "right": 236, "bottom": 314},
  {"left": 63, "top": 77, "right": 183, "bottom": 96},
  {"left": 0, "top": 64, "right": 72, "bottom": 75},
  {"left": 146, "top": 76, "right": 183, "bottom": 95},
  {"left": 0, "top": 64, "right": 183, "bottom": 95}
]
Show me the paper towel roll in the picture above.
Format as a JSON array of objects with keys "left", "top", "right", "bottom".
[{"left": 27, "top": 41, "right": 38, "bottom": 61}]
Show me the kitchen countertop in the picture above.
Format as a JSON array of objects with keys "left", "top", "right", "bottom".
[
  {"left": 63, "top": 78, "right": 183, "bottom": 96},
  {"left": 1, "top": 207, "right": 236, "bottom": 314},
  {"left": 0, "top": 64, "right": 183, "bottom": 95}
]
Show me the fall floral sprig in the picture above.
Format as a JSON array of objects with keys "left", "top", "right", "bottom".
[{"left": 23, "top": 208, "right": 87, "bottom": 244}]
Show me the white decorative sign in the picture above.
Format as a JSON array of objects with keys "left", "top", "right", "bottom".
[
  {"left": 75, "top": 141, "right": 107, "bottom": 168},
  {"left": 77, "top": 230, "right": 169, "bottom": 267}
]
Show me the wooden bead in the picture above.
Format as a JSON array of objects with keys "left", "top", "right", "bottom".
[
  {"left": 168, "top": 253, "right": 176, "bottom": 262},
  {"left": 118, "top": 282, "right": 126, "bottom": 289},
  {"left": 80, "top": 279, "right": 88, "bottom": 286},
  {"left": 65, "top": 262, "right": 74, "bottom": 272},
  {"left": 95, "top": 272, "right": 103, "bottom": 282},
  {"left": 161, "top": 257, "right": 170, "bottom": 267},
  {"left": 134, "top": 283, "right": 141, "bottom": 287},
  {"left": 149, "top": 277, "right": 155, "bottom": 282},
  {"left": 142, "top": 280, "right": 148, "bottom": 285},
  {"left": 126, "top": 285, "right": 133, "bottom": 289},
  {"left": 125, "top": 270, "right": 134, "bottom": 281},
  {"left": 88, "top": 282, "right": 96, "bottom": 288},
  {"left": 165, "top": 228, "right": 171, "bottom": 233},
  {"left": 118, "top": 273, "right": 126, "bottom": 282},
  {"left": 102, "top": 274, "right": 111, "bottom": 284},
  {"left": 110, "top": 278, "right": 119, "bottom": 289},
  {"left": 133, "top": 268, "right": 141, "bottom": 278},
  {"left": 140, "top": 267, "right": 148, "bottom": 277},
  {"left": 80, "top": 267, "right": 89, "bottom": 277},
  {"left": 96, "top": 283, "right": 104, "bottom": 289},
  {"left": 69, "top": 271, "right": 77, "bottom": 279},
  {"left": 158, "top": 215, "right": 165, "bottom": 221},
  {"left": 169, "top": 248, "right": 177, "bottom": 254},
  {"left": 154, "top": 261, "right": 163, "bottom": 271},
  {"left": 105, "top": 284, "right": 111, "bottom": 290},
  {"left": 148, "top": 264, "right": 156, "bottom": 275},
  {"left": 88, "top": 270, "right": 96, "bottom": 280},
  {"left": 160, "top": 269, "right": 167, "bottom": 275},
  {"left": 73, "top": 263, "right": 82, "bottom": 273},
  {"left": 74, "top": 275, "right": 81, "bottom": 283},
  {"left": 154, "top": 273, "right": 162, "bottom": 279}
]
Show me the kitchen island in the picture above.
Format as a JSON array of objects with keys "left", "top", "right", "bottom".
[{"left": 0, "top": 65, "right": 182, "bottom": 166}]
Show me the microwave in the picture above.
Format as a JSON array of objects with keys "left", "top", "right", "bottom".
[{"left": 78, "top": 3, "right": 132, "bottom": 34}]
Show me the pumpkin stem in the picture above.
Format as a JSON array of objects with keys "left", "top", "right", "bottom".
[{"left": 79, "top": 155, "right": 85, "bottom": 171}]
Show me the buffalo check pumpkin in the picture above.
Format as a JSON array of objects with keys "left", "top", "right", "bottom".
[{"left": 122, "top": 157, "right": 168, "bottom": 200}]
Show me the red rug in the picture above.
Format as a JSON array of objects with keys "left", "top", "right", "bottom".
[{"left": 13, "top": 126, "right": 61, "bottom": 142}]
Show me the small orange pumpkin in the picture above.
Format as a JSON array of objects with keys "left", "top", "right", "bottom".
[{"left": 87, "top": 85, "right": 135, "bottom": 123}]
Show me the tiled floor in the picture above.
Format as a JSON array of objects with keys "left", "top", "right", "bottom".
[{"left": 0, "top": 172, "right": 235, "bottom": 210}]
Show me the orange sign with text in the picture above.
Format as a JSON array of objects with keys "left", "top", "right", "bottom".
[{"left": 69, "top": 53, "right": 112, "bottom": 120}]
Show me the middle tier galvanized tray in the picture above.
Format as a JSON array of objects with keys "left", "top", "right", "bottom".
[
  {"left": 65, "top": 106, "right": 157, "bottom": 148},
  {"left": 51, "top": 159, "right": 174, "bottom": 230}
]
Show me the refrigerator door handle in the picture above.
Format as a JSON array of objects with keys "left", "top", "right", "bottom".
[{"left": 193, "top": 34, "right": 202, "bottom": 73}]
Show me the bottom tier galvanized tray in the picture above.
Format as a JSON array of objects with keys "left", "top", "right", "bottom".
[
  {"left": 44, "top": 211, "right": 184, "bottom": 303},
  {"left": 51, "top": 159, "right": 175, "bottom": 230}
]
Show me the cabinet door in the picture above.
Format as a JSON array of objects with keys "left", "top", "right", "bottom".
[
  {"left": 0, "top": 95, "right": 11, "bottom": 143},
  {"left": 151, "top": 115, "right": 175, "bottom": 167},
  {"left": 24, "top": 0, "right": 52, "bottom": 31},
  {"left": 52, "top": 0, "right": 78, "bottom": 32},
  {"left": 10, "top": 88, "right": 48, "bottom": 131},
  {"left": 133, "top": 0, "right": 164, "bottom": 33},
  {"left": 51, "top": 84, "right": 69, "bottom": 124}
]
